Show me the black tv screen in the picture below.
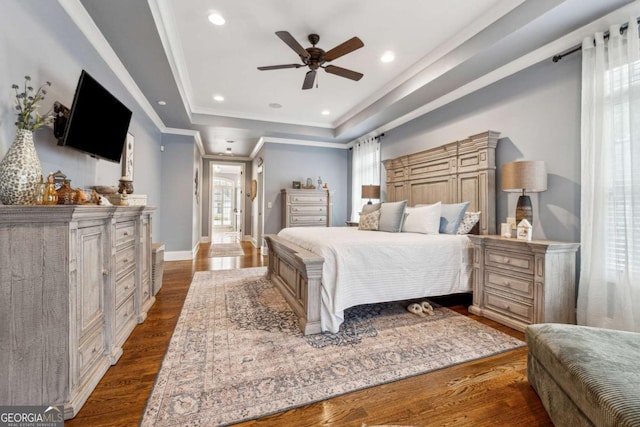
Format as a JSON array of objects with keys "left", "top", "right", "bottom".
[{"left": 60, "top": 70, "right": 132, "bottom": 163}]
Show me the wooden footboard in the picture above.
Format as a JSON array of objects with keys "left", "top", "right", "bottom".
[{"left": 264, "top": 234, "right": 324, "bottom": 335}]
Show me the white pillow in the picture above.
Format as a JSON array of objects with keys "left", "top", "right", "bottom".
[{"left": 402, "top": 202, "right": 442, "bottom": 234}]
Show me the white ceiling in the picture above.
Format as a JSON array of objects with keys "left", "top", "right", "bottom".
[{"left": 77, "top": 0, "right": 637, "bottom": 158}]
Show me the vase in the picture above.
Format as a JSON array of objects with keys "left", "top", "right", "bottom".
[{"left": 0, "top": 129, "right": 43, "bottom": 205}]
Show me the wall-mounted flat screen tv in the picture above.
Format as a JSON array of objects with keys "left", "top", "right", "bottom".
[{"left": 59, "top": 70, "right": 132, "bottom": 163}]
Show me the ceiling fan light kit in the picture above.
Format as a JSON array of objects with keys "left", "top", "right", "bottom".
[{"left": 258, "top": 31, "right": 364, "bottom": 90}]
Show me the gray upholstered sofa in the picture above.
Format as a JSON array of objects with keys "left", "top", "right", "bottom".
[{"left": 526, "top": 323, "right": 640, "bottom": 426}]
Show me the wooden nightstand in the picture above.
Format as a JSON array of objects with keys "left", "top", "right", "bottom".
[{"left": 467, "top": 235, "right": 579, "bottom": 332}]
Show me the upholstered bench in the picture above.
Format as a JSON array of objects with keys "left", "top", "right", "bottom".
[{"left": 526, "top": 323, "right": 640, "bottom": 427}]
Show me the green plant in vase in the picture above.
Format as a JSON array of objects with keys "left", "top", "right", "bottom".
[{"left": 0, "top": 75, "right": 53, "bottom": 205}]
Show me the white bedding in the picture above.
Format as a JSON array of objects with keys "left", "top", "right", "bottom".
[{"left": 276, "top": 227, "right": 473, "bottom": 332}]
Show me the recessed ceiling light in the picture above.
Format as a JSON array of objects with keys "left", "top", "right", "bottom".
[
  {"left": 157, "top": 100, "right": 167, "bottom": 106},
  {"left": 380, "top": 51, "right": 395, "bottom": 63},
  {"left": 321, "top": 110, "right": 331, "bottom": 116},
  {"left": 269, "top": 103, "right": 282, "bottom": 109},
  {"left": 213, "top": 94, "right": 225, "bottom": 102},
  {"left": 208, "top": 12, "right": 225, "bottom": 26}
]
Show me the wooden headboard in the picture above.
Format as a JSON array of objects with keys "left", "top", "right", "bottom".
[{"left": 382, "top": 130, "right": 500, "bottom": 235}]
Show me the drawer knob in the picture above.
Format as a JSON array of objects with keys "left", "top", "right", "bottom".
[
  {"left": 123, "top": 231, "right": 129, "bottom": 236},
  {"left": 504, "top": 281, "right": 511, "bottom": 288},
  {"left": 102, "top": 270, "right": 108, "bottom": 276},
  {"left": 123, "top": 258, "right": 129, "bottom": 263},
  {"left": 504, "top": 257, "right": 510, "bottom": 263}
]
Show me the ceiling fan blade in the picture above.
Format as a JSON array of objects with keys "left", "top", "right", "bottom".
[
  {"left": 257, "top": 64, "right": 304, "bottom": 71},
  {"left": 302, "top": 70, "right": 316, "bottom": 90},
  {"left": 324, "top": 37, "right": 364, "bottom": 61},
  {"left": 324, "top": 65, "right": 363, "bottom": 81},
  {"left": 275, "top": 31, "right": 310, "bottom": 59}
]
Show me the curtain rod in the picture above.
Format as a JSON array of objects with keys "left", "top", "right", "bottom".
[
  {"left": 349, "top": 133, "right": 385, "bottom": 150},
  {"left": 553, "top": 16, "right": 640, "bottom": 62}
]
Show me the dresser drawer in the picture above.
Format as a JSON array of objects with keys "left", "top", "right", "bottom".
[
  {"left": 485, "top": 291, "right": 534, "bottom": 323},
  {"left": 485, "top": 249, "right": 534, "bottom": 275},
  {"left": 291, "top": 205, "right": 327, "bottom": 215},
  {"left": 78, "top": 327, "right": 106, "bottom": 380},
  {"left": 485, "top": 270, "right": 534, "bottom": 299},
  {"left": 115, "top": 294, "right": 136, "bottom": 345},
  {"left": 115, "top": 221, "right": 135, "bottom": 247},
  {"left": 116, "top": 269, "right": 136, "bottom": 305},
  {"left": 290, "top": 215, "right": 327, "bottom": 225},
  {"left": 289, "top": 195, "right": 327, "bottom": 204},
  {"left": 115, "top": 244, "right": 136, "bottom": 276}
]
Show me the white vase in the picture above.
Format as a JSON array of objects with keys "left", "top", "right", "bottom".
[{"left": 0, "top": 129, "right": 43, "bottom": 205}]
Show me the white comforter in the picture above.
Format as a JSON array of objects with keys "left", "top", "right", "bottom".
[{"left": 276, "top": 227, "right": 472, "bottom": 332}]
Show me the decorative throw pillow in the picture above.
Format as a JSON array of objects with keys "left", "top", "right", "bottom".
[
  {"left": 457, "top": 211, "right": 481, "bottom": 234},
  {"left": 361, "top": 202, "right": 381, "bottom": 215},
  {"left": 439, "top": 202, "right": 470, "bottom": 234},
  {"left": 402, "top": 202, "right": 442, "bottom": 234},
  {"left": 378, "top": 200, "right": 408, "bottom": 232},
  {"left": 358, "top": 209, "right": 380, "bottom": 231}
]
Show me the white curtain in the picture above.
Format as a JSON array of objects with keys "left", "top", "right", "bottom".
[
  {"left": 351, "top": 136, "right": 380, "bottom": 221},
  {"left": 578, "top": 18, "right": 640, "bottom": 332}
]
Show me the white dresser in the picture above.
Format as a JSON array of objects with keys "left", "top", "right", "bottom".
[
  {"left": 0, "top": 205, "right": 155, "bottom": 419},
  {"left": 281, "top": 188, "right": 332, "bottom": 228}
]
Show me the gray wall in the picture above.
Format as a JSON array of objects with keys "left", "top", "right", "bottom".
[
  {"left": 380, "top": 54, "right": 582, "bottom": 243},
  {"left": 158, "top": 133, "right": 199, "bottom": 254},
  {"left": 0, "top": 1, "right": 164, "bottom": 239},
  {"left": 263, "top": 143, "right": 349, "bottom": 234}
]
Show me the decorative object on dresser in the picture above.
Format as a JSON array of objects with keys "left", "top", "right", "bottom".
[
  {"left": 122, "top": 132, "right": 134, "bottom": 179},
  {"left": 361, "top": 184, "right": 380, "bottom": 204},
  {"left": 281, "top": 188, "right": 332, "bottom": 228},
  {"left": 0, "top": 205, "right": 155, "bottom": 419},
  {"left": 516, "top": 219, "right": 532, "bottom": 241},
  {"left": 467, "top": 235, "right": 579, "bottom": 332},
  {"left": 0, "top": 76, "right": 53, "bottom": 205},
  {"left": 501, "top": 160, "right": 547, "bottom": 224}
]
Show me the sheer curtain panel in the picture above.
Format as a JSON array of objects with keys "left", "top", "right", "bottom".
[
  {"left": 578, "top": 17, "right": 640, "bottom": 332},
  {"left": 351, "top": 136, "right": 380, "bottom": 221}
]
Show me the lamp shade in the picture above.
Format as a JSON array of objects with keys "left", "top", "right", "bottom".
[
  {"left": 502, "top": 161, "right": 547, "bottom": 193},
  {"left": 361, "top": 185, "right": 380, "bottom": 199}
]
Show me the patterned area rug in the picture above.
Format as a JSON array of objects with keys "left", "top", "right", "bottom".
[
  {"left": 208, "top": 242, "right": 244, "bottom": 257},
  {"left": 141, "top": 267, "right": 524, "bottom": 426}
]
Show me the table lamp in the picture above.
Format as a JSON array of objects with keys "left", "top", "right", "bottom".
[
  {"left": 361, "top": 185, "right": 380, "bottom": 204},
  {"left": 502, "top": 160, "right": 547, "bottom": 224}
]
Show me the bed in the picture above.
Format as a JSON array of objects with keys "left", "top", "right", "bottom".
[{"left": 265, "top": 130, "right": 500, "bottom": 334}]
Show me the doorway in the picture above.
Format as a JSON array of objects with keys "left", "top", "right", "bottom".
[{"left": 210, "top": 162, "right": 245, "bottom": 244}]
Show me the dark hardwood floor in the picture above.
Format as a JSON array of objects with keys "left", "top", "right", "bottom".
[{"left": 65, "top": 239, "right": 552, "bottom": 427}]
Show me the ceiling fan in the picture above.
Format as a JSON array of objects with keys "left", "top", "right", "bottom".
[{"left": 257, "top": 31, "right": 364, "bottom": 90}]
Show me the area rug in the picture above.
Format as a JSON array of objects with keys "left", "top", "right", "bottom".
[
  {"left": 141, "top": 267, "right": 524, "bottom": 426},
  {"left": 208, "top": 242, "right": 244, "bottom": 257}
]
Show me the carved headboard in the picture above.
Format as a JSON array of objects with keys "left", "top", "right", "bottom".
[{"left": 382, "top": 131, "right": 500, "bottom": 235}]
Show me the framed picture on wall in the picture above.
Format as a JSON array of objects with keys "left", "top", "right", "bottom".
[
  {"left": 121, "top": 132, "right": 134, "bottom": 179},
  {"left": 292, "top": 181, "right": 301, "bottom": 189}
]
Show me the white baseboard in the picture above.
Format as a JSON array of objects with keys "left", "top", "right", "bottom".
[{"left": 164, "top": 250, "right": 193, "bottom": 261}]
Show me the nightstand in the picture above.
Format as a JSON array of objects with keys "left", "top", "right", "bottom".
[{"left": 467, "top": 235, "right": 579, "bottom": 332}]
